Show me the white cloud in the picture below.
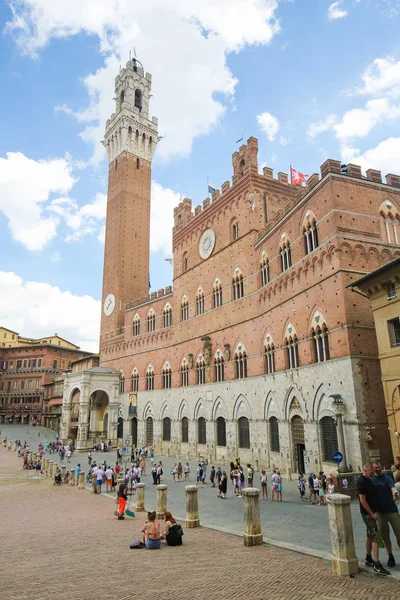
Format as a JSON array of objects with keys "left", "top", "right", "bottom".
[
  {"left": 327, "top": 2, "right": 348, "bottom": 20},
  {"left": 0, "top": 271, "right": 100, "bottom": 352},
  {"left": 341, "top": 137, "right": 400, "bottom": 174},
  {"left": 257, "top": 112, "right": 280, "bottom": 141},
  {"left": 0, "top": 152, "right": 75, "bottom": 251},
  {"left": 49, "top": 192, "right": 107, "bottom": 243},
  {"left": 355, "top": 56, "right": 400, "bottom": 99},
  {"left": 307, "top": 114, "right": 338, "bottom": 138},
  {"left": 6, "top": 0, "right": 280, "bottom": 164},
  {"left": 150, "top": 182, "right": 183, "bottom": 255},
  {"left": 333, "top": 98, "right": 400, "bottom": 142}
]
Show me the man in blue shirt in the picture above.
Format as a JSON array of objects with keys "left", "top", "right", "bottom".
[{"left": 372, "top": 462, "right": 400, "bottom": 568}]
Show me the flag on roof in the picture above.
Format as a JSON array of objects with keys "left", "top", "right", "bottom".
[
  {"left": 291, "top": 168, "right": 308, "bottom": 185},
  {"left": 208, "top": 180, "right": 216, "bottom": 194}
]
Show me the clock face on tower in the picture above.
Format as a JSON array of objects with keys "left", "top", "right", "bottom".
[
  {"left": 199, "top": 228, "right": 216, "bottom": 260},
  {"left": 103, "top": 293, "right": 116, "bottom": 317}
]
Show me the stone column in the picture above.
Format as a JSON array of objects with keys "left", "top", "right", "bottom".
[
  {"left": 156, "top": 484, "right": 167, "bottom": 520},
  {"left": 336, "top": 414, "right": 348, "bottom": 471},
  {"left": 60, "top": 403, "right": 72, "bottom": 441},
  {"left": 43, "top": 458, "right": 47, "bottom": 476},
  {"left": 135, "top": 483, "right": 145, "bottom": 512},
  {"left": 327, "top": 494, "right": 359, "bottom": 576},
  {"left": 61, "top": 465, "right": 66, "bottom": 480},
  {"left": 13, "top": 442, "right": 17, "bottom": 451},
  {"left": 242, "top": 487, "right": 263, "bottom": 547},
  {"left": 92, "top": 472, "right": 97, "bottom": 494},
  {"left": 69, "top": 469, "right": 75, "bottom": 486},
  {"left": 52, "top": 462, "right": 58, "bottom": 479},
  {"left": 78, "top": 471, "right": 85, "bottom": 490},
  {"left": 28, "top": 451, "right": 33, "bottom": 462},
  {"left": 185, "top": 485, "right": 200, "bottom": 528}
]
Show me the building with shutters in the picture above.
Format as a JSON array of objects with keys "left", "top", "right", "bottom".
[{"left": 61, "top": 57, "right": 400, "bottom": 474}]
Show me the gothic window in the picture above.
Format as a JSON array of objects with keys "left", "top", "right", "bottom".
[
  {"left": 303, "top": 212, "right": 319, "bottom": 254},
  {"left": 133, "top": 315, "right": 141, "bottom": 337},
  {"left": 181, "top": 362, "right": 189, "bottom": 387},
  {"left": 196, "top": 290, "right": 205, "bottom": 315},
  {"left": 280, "top": 239, "right": 292, "bottom": 272},
  {"left": 234, "top": 350, "right": 247, "bottom": 379},
  {"left": 285, "top": 335, "right": 299, "bottom": 369},
  {"left": 162, "top": 417, "right": 171, "bottom": 441},
  {"left": 147, "top": 311, "right": 155, "bottom": 333},
  {"left": 380, "top": 201, "right": 400, "bottom": 244},
  {"left": 163, "top": 305, "right": 172, "bottom": 328},
  {"left": 183, "top": 254, "right": 189, "bottom": 272},
  {"left": 119, "top": 376, "right": 125, "bottom": 393},
  {"left": 232, "top": 222, "right": 239, "bottom": 240},
  {"left": 136, "top": 158, "right": 140, "bottom": 169},
  {"left": 120, "top": 90, "right": 125, "bottom": 104},
  {"left": 232, "top": 271, "right": 244, "bottom": 300},
  {"left": 146, "top": 417, "right": 153, "bottom": 446},
  {"left": 238, "top": 416, "right": 250, "bottom": 449},
  {"left": 181, "top": 417, "right": 189, "bottom": 443},
  {"left": 269, "top": 417, "right": 280, "bottom": 452},
  {"left": 131, "top": 370, "right": 139, "bottom": 392},
  {"left": 146, "top": 367, "right": 154, "bottom": 391},
  {"left": 312, "top": 326, "right": 330, "bottom": 363},
  {"left": 265, "top": 344, "right": 275, "bottom": 374},
  {"left": 213, "top": 280, "right": 223, "bottom": 308},
  {"left": 214, "top": 356, "right": 225, "bottom": 382},
  {"left": 320, "top": 417, "right": 338, "bottom": 461},
  {"left": 135, "top": 89, "right": 142, "bottom": 110},
  {"left": 198, "top": 417, "right": 206, "bottom": 444},
  {"left": 216, "top": 417, "right": 226, "bottom": 446},
  {"left": 162, "top": 365, "right": 172, "bottom": 389},
  {"left": 239, "top": 159, "right": 245, "bottom": 176},
  {"left": 197, "top": 357, "right": 206, "bottom": 385},
  {"left": 128, "top": 125, "right": 132, "bottom": 135},
  {"left": 181, "top": 297, "right": 189, "bottom": 321},
  {"left": 260, "top": 254, "right": 270, "bottom": 286}
]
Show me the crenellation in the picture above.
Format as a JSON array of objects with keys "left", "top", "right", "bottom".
[
  {"left": 320, "top": 158, "right": 341, "bottom": 178},
  {"left": 347, "top": 164, "right": 362, "bottom": 179},
  {"left": 221, "top": 181, "right": 230, "bottom": 194},
  {"left": 306, "top": 173, "right": 319, "bottom": 190},
  {"left": 211, "top": 189, "right": 221, "bottom": 202},
  {"left": 278, "top": 172, "right": 289, "bottom": 185},
  {"left": 263, "top": 167, "right": 274, "bottom": 179},
  {"left": 194, "top": 205, "right": 202, "bottom": 216},
  {"left": 150, "top": 292, "right": 157, "bottom": 300},
  {"left": 366, "top": 169, "right": 382, "bottom": 184},
  {"left": 202, "top": 198, "right": 210, "bottom": 210},
  {"left": 157, "top": 289, "right": 165, "bottom": 297},
  {"left": 386, "top": 174, "right": 400, "bottom": 188}
]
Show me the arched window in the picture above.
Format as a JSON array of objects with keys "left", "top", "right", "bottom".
[
  {"left": 197, "top": 357, "right": 206, "bottom": 385},
  {"left": 232, "top": 271, "right": 244, "bottom": 300},
  {"left": 260, "top": 254, "right": 270, "bottom": 286},
  {"left": 280, "top": 241, "right": 292, "bottom": 271},
  {"left": 128, "top": 125, "right": 132, "bottom": 135},
  {"left": 146, "top": 367, "right": 154, "bottom": 391},
  {"left": 146, "top": 417, "right": 153, "bottom": 446},
  {"left": 133, "top": 315, "right": 140, "bottom": 337},
  {"left": 238, "top": 416, "right": 250, "bottom": 449},
  {"left": 119, "top": 376, "right": 125, "bottom": 393},
  {"left": 120, "top": 90, "right": 125, "bottom": 104},
  {"left": 147, "top": 310, "right": 155, "bottom": 333},
  {"left": 312, "top": 326, "right": 330, "bottom": 362},
  {"left": 181, "top": 362, "right": 189, "bottom": 387},
  {"left": 319, "top": 416, "right": 338, "bottom": 461},
  {"left": 269, "top": 417, "right": 280, "bottom": 452},
  {"left": 303, "top": 212, "right": 319, "bottom": 254},
  {"left": 181, "top": 417, "right": 189, "bottom": 443},
  {"left": 216, "top": 417, "right": 226, "bottom": 446},
  {"left": 162, "top": 364, "right": 172, "bottom": 389},
  {"left": 285, "top": 335, "right": 299, "bottom": 369},
  {"left": 163, "top": 305, "right": 172, "bottom": 328},
  {"left": 198, "top": 417, "right": 206, "bottom": 444},
  {"left": 162, "top": 417, "right": 171, "bottom": 441},
  {"left": 131, "top": 369, "right": 139, "bottom": 392},
  {"left": 181, "top": 297, "right": 189, "bottom": 321},
  {"left": 135, "top": 89, "right": 142, "bottom": 110},
  {"left": 380, "top": 201, "right": 400, "bottom": 244},
  {"left": 213, "top": 280, "right": 223, "bottom": 308},
  {"left": 239, "top": 159, "right": 245, "bottom": 176},
  {"left": 214, "top": 355, "right": 224, "bottom": 382},
  {"left": 234, "top": 350, "right": 247, "bottom": 379},
  {"left": 136, "top": 158, "right": 140, "bottom": 169},
  {"left": 232, "top": 221, "right": 239, "bottom": 240},
  {"left": 265, "top": 344, "right": 275, "bottom": 374},
  {"left": 183, "top": 254, "right": 189, "bottom": 272},
  {"left": 196, "top": 290, "right": 205, "bottom": 315}
]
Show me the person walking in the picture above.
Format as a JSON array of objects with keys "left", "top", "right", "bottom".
[
  {"left": 357, "top": 462, "right": 390, "bottom": 575},
  {"left": 184, "top": 462, "right": 190, "bottom": 481},
  {"left": 277, "top": 471, "right": 283, "bottom": 501},
  {"left": 260, "top": 470, "right": 268, "bottom": 500},
  {"left": 105, "top": 465, "right": 113, "bottom": 493},
  {"left": 372, "top": 461, "right": 400, "bottom": 568},
  {"left": 271, "top": 469, "right": 279, "bottom": 501},
  {"left": 298, "top": 475, "right": 306, "bottom": 500},
  {"left": 95, "top": 465, "right": 104, "bottom": 494},
  {"left": 313, "top": 473, "right": 320, "bottom": 505},
  {"left": 117, "top": 478, "right": 130, "bottom": 520},
  {"left": 217, "top": 471, "right": 228, "bottom": 499},
  {"left": 88, "top": 451, "right": 92, "bottom": 466},
  {"left": 201, "top": 459, "right": 208, "bottom": 485},
  {"left": 151, "top": 463, "right": 157, "bottom": 485},
  {"left": 308, "top": 472, "right": 316, "bottom": 504},
  {"left": 210, "top": 465, "right": 216, "bottom": 487},
  {"left": 247, "top": 463, "right": 255, "bottom": 487}
]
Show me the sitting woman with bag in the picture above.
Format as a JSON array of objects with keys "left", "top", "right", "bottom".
[
  {"left": 141, "top": 511, "right": 162, "bottom": 549},
  {"left": 162, "top": 512, "right": 183, "bottom": 546}
]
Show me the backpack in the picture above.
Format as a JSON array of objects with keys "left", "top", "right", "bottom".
[
  {"left": 167, "top": 524, "right": 183, "bottom": 546},
  {"left": 240, "top": 472, "right": 245, "bottom": 483}
]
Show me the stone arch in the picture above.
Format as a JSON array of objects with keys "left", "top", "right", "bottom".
[
  {"left": 284, "top": 386, "right": 307, "bottom": 421},
  {"left": 194, "top": 398, "right": 207, "bottom": 420},
  {"left": 160, "top": 401, "right": 171, "bottom": 421},
  {"left": 212, "top": 396, "right": 228, "bottom": 420},
  {"left": 264, "top": 390, "right": 282, "bottom": 420},
  {"left": 178, "top": 400, "right": 189, "bottom": 420},
  {"left": 312, "top": 384, "right": 336, "bottom": 421},
  {"left": 308, "top": 309, "right": 328, "bottom": 331},
  {"left": 68, "top": 385, "right": 82, "bottom": 402},
  {"left": 143, "top": 401, "right": 155, "bottom": 420},
  {"left": 233, "top": 393, "right": 251, "bottom": 420}
]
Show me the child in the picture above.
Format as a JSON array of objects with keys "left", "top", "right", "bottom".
[
  {"left": 210, "top": 465, "right": 216, "bottom": 487},
  {"left": 260, "top": 470, "right": 268, "bottom": 500},
  {"left": 184, "top": 462, "right": 190, "bottom": 481},
  {"left": 298, "top": 475, "right": 306, "bottom": 500}
]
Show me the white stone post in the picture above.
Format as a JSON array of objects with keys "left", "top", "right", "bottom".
[
  {"left": 69, "top": 469, "right": 75, "bottom": 486},
  {"left": 61, "top": 465, "right": 66, "bottom": 480},
  {"left": 242, "top": 487, "right": 263, "bottom": 547},
  {"left": 91, "top": 472, "right": 97, "bottom": 494},
  {"left": 52, "top": 462, "right": 58, "bottom": 479},
  {"left": 135, "top": 483, "right": 145, "bottom": 512},
  {"left": 185, "top": 485, "right": 200, "bottom": 528},
  {"left": 78, "top": 471, "right": 85, "bottom": 490},
  {"left": 327, "top": 494, "right": 359, "bottom": 576},
  {"left": 156, "top": 484, "right": 167, "bottom": 520},
  {"left": 13, "top": 442, "right": 17, "bottom": 451}
]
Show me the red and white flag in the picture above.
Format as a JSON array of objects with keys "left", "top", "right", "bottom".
[{"left": 291, "top": 168, "right": 308, "bottom": 185}]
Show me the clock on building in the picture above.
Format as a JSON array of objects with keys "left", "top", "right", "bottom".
[
  {"left": 199, "top": 228, "right": 216, "bottom": 260},
  {"left": 103, "top": 293, "right": 116, "bottom": 316}
]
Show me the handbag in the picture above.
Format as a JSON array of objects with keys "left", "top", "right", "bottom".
[{"left": 130, "top": 540, "right": 144, "bottom": 549}]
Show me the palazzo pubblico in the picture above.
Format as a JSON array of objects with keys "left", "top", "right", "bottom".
[{"left": 61, "top": 58, "right": 400, "bottom": 474}]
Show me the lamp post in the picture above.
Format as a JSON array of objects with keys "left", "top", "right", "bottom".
[{"left": 331, "top": 395, "right": 348, "bottom": 472}]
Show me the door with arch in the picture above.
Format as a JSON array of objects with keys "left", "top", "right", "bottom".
[
  {"left": 117, "top": 417, "right": 124, "bottom": 439},
  {"left": 131, "top": 417, "right": 138, "bottom": 447},
  {"left": 291, "top": 415, "right": 306, "bottom": 474},
  {"left": 146, "top": 417, "right": 154, "bottom": 447}
]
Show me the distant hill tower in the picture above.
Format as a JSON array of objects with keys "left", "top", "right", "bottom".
[{"left": 100, "top": 57, "right": 158, "bottom": 344}]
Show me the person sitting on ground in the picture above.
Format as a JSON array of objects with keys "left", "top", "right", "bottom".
[
  {"left": 162, "top": 512, "right": 183, "bottom": 546},
  {"left": 63, "top": 470, "right": 70, "bottom": 484},
  {"left": 141, "top": 511, "right": 162, "bottom": 549}
]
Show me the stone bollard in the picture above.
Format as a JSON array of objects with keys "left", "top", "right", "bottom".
[
  {"left": 327, "top": 494, "right": 359, "bottom": 576},
  {"left": 156, "top": 484, "right": 168, "bottom": 520},
  {"left": 242, "top": 487, "right": 263, "bottom": 547},
  {"left": 13, "top": 442, "right": 17, "bottom": 451},
  {"left": 52, "top": 462, "right": 58, "bottom": 479},
  {"left": 42, "top": 458, "right": 47, "bottom": 476},
  {"left": 47, "top": 460, "right": 53, "bottom": 478},
  {"left": 0, "top": 437, "right": 2, "bottom": 445},
  {"left": 69, "top": 469, "right": 75, "bottom": 486},
  {"left": 28, "top": 451, "right": 33, "bottom": 462},
  {"left": 185, "top": 485, "right": 200, "bottom": 528},
  {"left": 61, "top": 465, "right": 66, "bottom": 480},
  {"left": 78, "top": 471, "right": 85, "bottom": 490},
  {"left": 8, "top": 442, "right": 12, "bottom": 451},
  {"left": 135, "top": 483, "right": 145, "bottom": 512},
  {"left": 92, "top": 473, "right": 97, "bottom": 494}
]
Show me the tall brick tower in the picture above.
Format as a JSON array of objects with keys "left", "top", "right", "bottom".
[{"left": 100, "top": 58, "right": 158, "bottom": 343}]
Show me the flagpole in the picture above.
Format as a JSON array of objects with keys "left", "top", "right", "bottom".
[{"left": 290, "top": 164, "right": 293, "bottom": 201}]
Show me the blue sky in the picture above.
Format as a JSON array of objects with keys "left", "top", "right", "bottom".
[{"left": 0, "top": 0, "right": 399, "bottom": 351}]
